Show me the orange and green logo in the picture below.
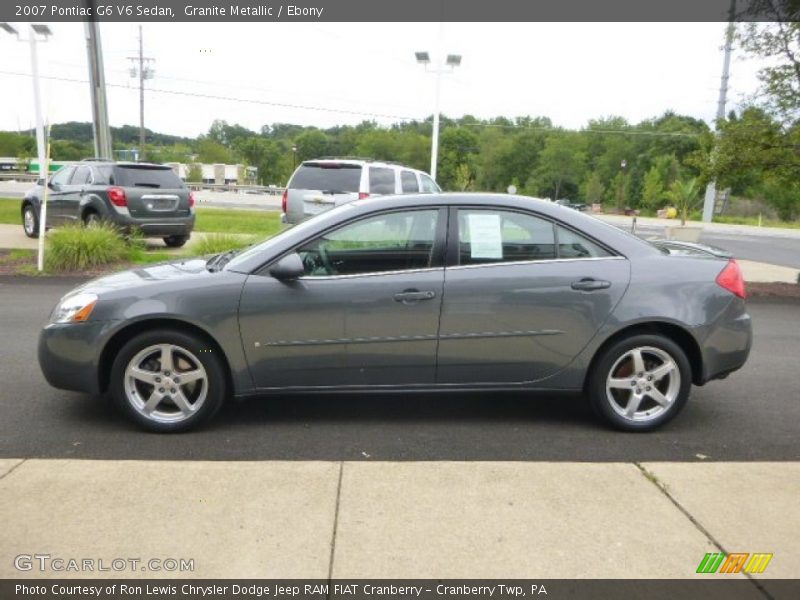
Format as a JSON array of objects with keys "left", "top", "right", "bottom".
[{"left": 696, "top": 552, "right": 773, "bottom": 574}]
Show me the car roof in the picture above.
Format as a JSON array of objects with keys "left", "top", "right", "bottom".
[
  {"left": 301, "top": 158, "right": 428, "bottom": 173},
  {"left": 228, "top": 192, "right": 658, "bottom": 274}
]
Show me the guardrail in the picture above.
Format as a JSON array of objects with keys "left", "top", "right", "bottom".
[{"left": 0, "top": 173, "right": 38, "bottom": 182}]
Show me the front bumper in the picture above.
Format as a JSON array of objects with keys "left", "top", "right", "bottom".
[{"left": 38, "top": 321, "right": 115, "bottom": 395}]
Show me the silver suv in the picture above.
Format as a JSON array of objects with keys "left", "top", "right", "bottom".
[{"left": 281, "top": 158, "right": 440, "bottom": 224}]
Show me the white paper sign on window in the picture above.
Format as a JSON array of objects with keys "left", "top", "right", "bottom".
[{"left": 468, "top": 213, "right": 503, "bottom": 259}]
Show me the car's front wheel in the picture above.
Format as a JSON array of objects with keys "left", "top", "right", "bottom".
[
  {"left": 588, "top": 334, "right": 691, "bottom": 432},
  {"left": 163, "top": 235, "right": 189, "bottom": 248},
  {"left": 22, "top": 203, "right": 39, "bottom": 238},
  {"left": 109, "top": 330, "right": 226, "bottom": 432}
]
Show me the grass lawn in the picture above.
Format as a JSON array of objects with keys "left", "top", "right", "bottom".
[{"left": 0, "top": 198, "right": 20, "bottom": 224}]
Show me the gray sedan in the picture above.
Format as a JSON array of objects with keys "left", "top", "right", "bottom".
[{"left": 38, "top": 194, "right": 752, "bottom": 433}]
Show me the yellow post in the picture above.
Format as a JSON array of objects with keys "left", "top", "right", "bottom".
[{"left": 37, "top": 125, "right": 52, "bottom": 272}]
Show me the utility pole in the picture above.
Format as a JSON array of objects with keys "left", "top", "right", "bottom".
[
  {"left": 128, "top": 25, "right": 154, "bottom": 161},
  {"left": 702, "top": 0, "right": 737, "bottom": 223},
  {"left": 84, "top": 13, "right": 113, "bottom": 159}
]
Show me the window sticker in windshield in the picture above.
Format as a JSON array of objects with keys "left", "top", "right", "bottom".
[{"left": 468, "top": 213, "right": 503, "bottom": 259}]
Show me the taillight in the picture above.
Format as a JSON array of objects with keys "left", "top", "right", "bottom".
[
  {"left": 358, "top": 192, "right": 370, "bottom": 200},
  {"left": 716, "top": 259, "right": 746, "bottom": 299},
  {"left": 188, "top": 191, "right": 196, "bottom": 207},
  {"left": 281, "top": 188, "right": 288, "bottom": 213},
  {"left": 107, "top": 187, "right": 127, "bottom": 207}
]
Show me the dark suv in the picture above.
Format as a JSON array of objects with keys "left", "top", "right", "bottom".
[{"left": 21, "top": 160, "right": 195, "bottom": 247}]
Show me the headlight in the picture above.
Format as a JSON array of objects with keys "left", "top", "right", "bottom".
[{"left": 51, "top": 292, "right": 98, "bottom": 324}]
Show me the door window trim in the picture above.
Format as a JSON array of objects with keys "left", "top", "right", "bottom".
[
  {"left": 446, "top": 206, "right": 621, "bottom": 268},
  {"left": 255, "top": 206, "right": 450, "bottom": 279}
]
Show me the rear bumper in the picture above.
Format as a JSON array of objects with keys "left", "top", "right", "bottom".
[
  {"left": 700, "top": 305, "right": 752, "bottom": 384},
  {"left": 113, "top": 212, "right": 195, "bottom": 238}
]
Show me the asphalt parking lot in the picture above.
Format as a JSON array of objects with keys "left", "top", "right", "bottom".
[{"left": 1, "top": 277, "right": 798, "bottom": 462}]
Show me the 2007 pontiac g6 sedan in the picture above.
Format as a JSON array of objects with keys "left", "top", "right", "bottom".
[{"left": 39, "top": 193, "right": 752, "bottom": 433}]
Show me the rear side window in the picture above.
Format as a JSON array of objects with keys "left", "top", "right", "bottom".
[
  {"left": 556, "top": 225, "right": 611, "bottom": 258},
  {"left": 114, "top": 166, "right": 183, "bottom": 189},
  {"left": 457, "top": 209, "right": 556, "bottom": 265},
  {"left": 400, "top": 170, "right": 419, "bottom": 193},
  {"left": 289, "top": 163, "right": 362, "bottom": 192},
  {"left": 420, "top": 174, "right": 439, "bottom": 193},
  {"left": 369, "top": 167, "right": 396, "bottom": 194}
]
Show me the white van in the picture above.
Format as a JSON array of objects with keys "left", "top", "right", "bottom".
[{"left": 281, "top": 158, "right": 441, "bottom": 224}]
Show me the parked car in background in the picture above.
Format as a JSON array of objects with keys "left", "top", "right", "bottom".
[
  {"left": 281, "top": 158, "right": 440, "bottom": 224},
  {"left": 38, "top": 193, "right": 751, "bottom": 433},
  {"left": 21, "top": 159, "right": 196, "bottom": 248},
  {"left": 554, "top": 199, "right": 588, "bottom": 212}
]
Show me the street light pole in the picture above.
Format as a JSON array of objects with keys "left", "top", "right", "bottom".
[
  {"left": 415, "top": 44, "right": 461, "bottom": 182},
  {"left": 2, "top": 22, "right": 52, "bottom": 271}
]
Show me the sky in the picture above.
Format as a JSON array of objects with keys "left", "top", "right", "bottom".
[{"left": 0, "top": 22, "right": 767, "bottom": 139}]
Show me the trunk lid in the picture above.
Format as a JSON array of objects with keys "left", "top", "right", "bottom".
[{"left": 112, "top": 164, "right": 190, "bottom": 218}]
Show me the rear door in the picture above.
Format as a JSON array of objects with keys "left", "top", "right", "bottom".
[
  {"left": 113, "top": 165, "right": 189, "bottom": 219},
  {"left": 289, "top": 162, "right": 363, "bottom": 219},
  {"left": 437, "top": 207, "right": 630, "bottom": 384}
]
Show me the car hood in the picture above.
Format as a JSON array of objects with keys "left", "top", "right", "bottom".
[{"left": 71, "top": 258, "right": 214, "bottom": 295}]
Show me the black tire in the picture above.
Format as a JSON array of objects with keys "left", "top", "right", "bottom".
[
  {"left": 587, "top": 334, "right": 692, "bottom": 432},
  {"left": 22, "top": 203, "right": 39, "bottom": 238},
  {"left": 164, "top": 235, "right": 189, "bottom": 248},
  {"left": 109, "top": 329, "right": 227, "bottom": 433}
]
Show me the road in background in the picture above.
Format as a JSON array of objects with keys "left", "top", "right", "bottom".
[{"left": 1, "top": 278, "right": 797, "bottom": 462}]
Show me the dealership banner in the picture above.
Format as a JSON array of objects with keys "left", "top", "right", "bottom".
[
  {"left": 3, "top": 579, "right": 800, "bottom": 599},
  {"left": 1, "top": 0, "right": 797, "bottom": 23}
]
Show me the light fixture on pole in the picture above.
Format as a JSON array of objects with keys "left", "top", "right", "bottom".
[
  {"left": 415, "top": 49, "right": 462, "bottom": 182},
  {"left": 1, "top": 22, "right": 52, "bottom": 271}
]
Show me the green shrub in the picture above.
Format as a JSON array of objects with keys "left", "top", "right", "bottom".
[
  {"left": 45, "top": 223, "right": 128, "bottom": 272},
  {"left": 193, "top": 233, "right": 255, "bottom": 256}
]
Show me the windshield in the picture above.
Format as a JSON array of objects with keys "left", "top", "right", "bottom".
[{"left": 289, "top": 163, "right": 362, "bottom": 192}]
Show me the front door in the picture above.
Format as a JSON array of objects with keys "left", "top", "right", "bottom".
[
  {"left": 437, "top": 207, "right": 630, "bottom": 384},
  {"left": 239, "top": 208, "right": 447, "bottom": 389},
  {"left": 43, "top": 166, "right": 74, "bottom": 224}
]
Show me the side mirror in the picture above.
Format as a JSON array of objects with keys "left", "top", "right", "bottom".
[
  {"left": 47, "top": 180, "right": 57, "bottom": 190},
  {"left": 270, "top": 253, "right": 305, "bottom": 281}
]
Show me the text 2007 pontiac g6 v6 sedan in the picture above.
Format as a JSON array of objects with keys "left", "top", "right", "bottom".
[{"left": 38, "top": 194, "right": 751, "bottom": 432}]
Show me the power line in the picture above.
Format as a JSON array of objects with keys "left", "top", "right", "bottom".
[{"left": 0, "top": 69, "right": 703, "bottom": 138}]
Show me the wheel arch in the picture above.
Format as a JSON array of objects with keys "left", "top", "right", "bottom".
[
  {"left": 584, "top": 321, "right": 704, "bottom": 389},
  {"left": 98, "top": 318, "right": 234, "bottom": 396}
]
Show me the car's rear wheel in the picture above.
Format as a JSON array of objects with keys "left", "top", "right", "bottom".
[
  {"left": 110, "top": 330, "right": 226, "bottom": 432},
  {"left": 164, "top": 235, "right": 189, "bottom": 248},
  {"left": 588, "top": 334, "right": 691, "bottom": 432},
  {"left": 22, "top": 204, "right": 39, "bottom": 238}
]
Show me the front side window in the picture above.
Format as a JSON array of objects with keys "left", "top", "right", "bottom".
[
  {"left": 71, "top": 166, "right": 92, "bottom": 185},
  {"left": 420, "top": 174, "right": 439, "bottom": 193},
  {"left": 457, "top": 209, "right": 556, "bottom": 265},
  {"left": 49, "top": 167, "right": 74, "bottom": 187},
  {"left": 369, "top": 167, "right": 396, "bottom": 194},
  {"left": 297, "top": 209, "right": 439, "bottom": 277}
]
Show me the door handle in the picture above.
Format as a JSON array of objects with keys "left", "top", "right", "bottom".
[
  {"left": 393, "top": 289, "right": 436, "bottom": 303},
  {"left": 571, "top": 278, "right": 611, "bottom": 291}
]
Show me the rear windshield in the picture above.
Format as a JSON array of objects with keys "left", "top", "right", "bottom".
[
  {"left": 113, "top": 166, "right": 183, "bottom": 189},
  {"left": 289, "top": 163, "right": 362, "bottom": 193}
]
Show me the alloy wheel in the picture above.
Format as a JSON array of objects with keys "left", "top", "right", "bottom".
[
  {"left": 123, "top": 344, "right": 208, "bottom": 424},
  {"left": 605, "top": 346, "right": 681, "bottom": 423}
]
